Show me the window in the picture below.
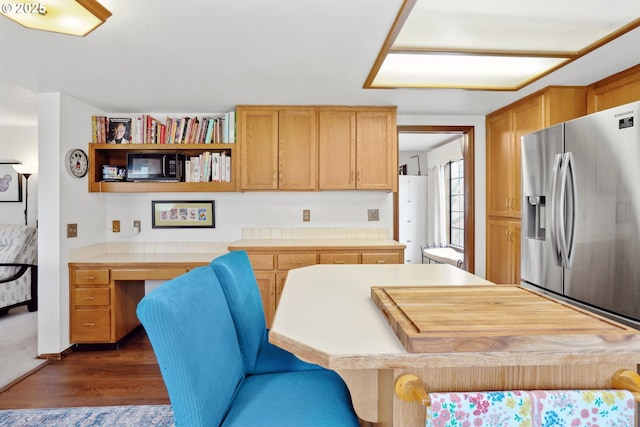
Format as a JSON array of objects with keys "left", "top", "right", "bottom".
[{"left": 449, "top": 159, "right": 464, "bottom": 248}]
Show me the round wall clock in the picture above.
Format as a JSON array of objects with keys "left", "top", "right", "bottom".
[{"left": 67, "top": 148, "right": 88, "bottom": 178}]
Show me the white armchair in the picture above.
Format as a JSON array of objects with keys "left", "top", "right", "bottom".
[{"left": 0, "top": 225, "right": 37, "bottom": 315}]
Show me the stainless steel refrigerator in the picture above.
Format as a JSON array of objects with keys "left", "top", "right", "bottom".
[{"left": 521, "top": 100, "right": 640, "bottom": 329}]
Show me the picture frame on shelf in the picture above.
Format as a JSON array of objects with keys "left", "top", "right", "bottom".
[
  {"left": 0, "top": 163, "right": 23, "bottom": 202},
  {"left": 107, "top": 118, "right": 132, "bottom": 144},
  {"left": 152, "top": 200, "right": 215, "bottom": 229}
]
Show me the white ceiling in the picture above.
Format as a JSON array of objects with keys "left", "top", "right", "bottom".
[{"left": 1, "top": 0, "right": 639, "bottom": 131}]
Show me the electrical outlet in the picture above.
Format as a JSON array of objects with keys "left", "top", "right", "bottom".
[
  {"left": 303, "top": 209, "right": 310, "bottom": 222},
  {"left": 112, "top": 220, "right": 120, "bottom": 233},
  {"left": 368, "top": 209, "right": 379, "bottom": 221},
  {"left": 67, "top": 223, "right": 77, "bottom": 238},
  {"left": 133, "top": 220, "right": 141, "bottom": 232}
]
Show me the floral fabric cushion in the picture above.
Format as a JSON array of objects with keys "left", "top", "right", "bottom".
[{"left": 427, "top": 389, "right": 635, "bottom": 427}]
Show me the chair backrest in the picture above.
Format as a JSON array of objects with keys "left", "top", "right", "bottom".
[
  {"left": 209, "top": 250, "right": 265, "bottom": 373},
  {"left": 137, "top": 266, "right": 245, "bottom": 427}
]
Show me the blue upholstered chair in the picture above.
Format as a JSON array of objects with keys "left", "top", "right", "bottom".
[
  {"left": 137, "top": 266, "right": 359, "bottom": 427},
  {"left": 210, "top": 250, "right": 322, "bottom": 374}
]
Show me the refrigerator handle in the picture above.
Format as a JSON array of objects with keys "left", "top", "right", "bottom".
[
  {"left": 549, "top": 153, "right": 563, "bottom": 266},
  {"left": 564, "top": 152, "right": 577, "bottom": 268},
  {"left": 558, "top": 152, "right": 577, "bottom": 268}
]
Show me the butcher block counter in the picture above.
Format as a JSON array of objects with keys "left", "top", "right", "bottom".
[{"left": 269, "top": 264, "right": 640, "bottom": 427}]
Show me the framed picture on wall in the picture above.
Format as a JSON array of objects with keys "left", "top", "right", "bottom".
[
  {"left": 152, "top": 200, "right": 215, "bottom": 229},
  {"left": 0, "top": 163, "right": 23, "bottom": 202}
]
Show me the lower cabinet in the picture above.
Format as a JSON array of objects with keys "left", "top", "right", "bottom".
[
  {"left": 486, "top": 219, "right": 521, "bottom": 284},
  {"left": 69, "top": 265, "right": 189, "bottom": 344},
  {"left": 235, "top": 246, "right": 404, "bottom": 327}
]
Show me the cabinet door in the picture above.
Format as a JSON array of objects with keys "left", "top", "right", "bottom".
[
  {"left": 318, "top": 110, "right": 356, "bottom": 189},
  {"left": 486, "top": 110, "right": 513, "bottom": 218},
  {"left": 254, "top": 272, "right": 276, "bottom": 327},
  {"left": 486, "top": 219, "right": 520, "bottom": 284},
  {"left": 278, "top": 109, "right": 317, "bottom": 190},
  {"left": 511, "top": 96, "right": 544, "bottom": 217},
  {"left": 239, "top": 108, "right": 279, "bottom": 190},
  {"left": 356, "top": 110, "right": 397, "bottom": 190}
]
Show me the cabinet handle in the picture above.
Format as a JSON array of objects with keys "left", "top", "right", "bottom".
[
  {"left": 357, "top": 171, "right": 361, "bottom": 182},
  {"left": 333, "top": 260, "right": 345, "bottom": 264},
  {"left": 84, "top": 276, "right": 96, "bottom": 280},
  {"left": 83, "top": 323, "right": 96, "bottom": 327},
  {"left": 351, "top": 171, "right": 355, "bottom": 182},
  {"left": 83, "top": 296, "right": 95, "bottom": 300},
  {"left": 376, "top": 260, "right": 387, "bottom": 264}
]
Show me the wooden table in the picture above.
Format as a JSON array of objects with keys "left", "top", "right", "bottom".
[{"left": 269, "top": 264, "right": 640, "bottom": 427}]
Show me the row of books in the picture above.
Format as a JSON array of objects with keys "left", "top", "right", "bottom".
[
  {"left": 185, "top": 152, "right": 232, "bottom": 183},
  {"left": 91, "top": 112, "right": 236, "bottom": 145}
]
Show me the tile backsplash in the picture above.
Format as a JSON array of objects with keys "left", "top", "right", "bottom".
[{"left": 240, "top": 227, "right": 390, "bottom": 240}]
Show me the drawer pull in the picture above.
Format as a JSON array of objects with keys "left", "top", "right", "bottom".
[
  {"left": 83, "top": 296, "right": 95, "bottom": 300},
  {"left": 83, "top": 323, "right": 96, "bottom": 327},
  {"left": 333, "top": 260, "right": 345, "bottom": 264},
  {"left": 85, "top": 276, "right": 96, "bottom": 280},
  {"left": 376, "top": 260, "right": 387, "bottom": 264}
]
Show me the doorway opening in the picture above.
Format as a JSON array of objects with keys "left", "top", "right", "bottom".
[{"left": 395, "top": 125, "right": 475, "bottom": 273}]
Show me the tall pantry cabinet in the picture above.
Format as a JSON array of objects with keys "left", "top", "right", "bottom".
[{"left": 485, "top": 86, "right": 587, "bottom": 284}]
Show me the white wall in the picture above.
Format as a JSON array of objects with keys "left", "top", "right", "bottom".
[
  {"left": 399, "top": 150, "right": 429, "bottom": 177},
  {"left": 397, "top": 115, "right": 486, "bottom": 278},
  {"left": 0, "top": 126, "right": 38, "bottom": 225},
  {"left": 37, "top": 93, "right": 107, "bottom": 355},
  {"left": 105, "top": 191, "right": 393, "bottom": 243}
]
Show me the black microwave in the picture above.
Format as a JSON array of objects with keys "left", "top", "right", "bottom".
[{"left": 126, "top": 153, "right": 185, "bottom": 182}]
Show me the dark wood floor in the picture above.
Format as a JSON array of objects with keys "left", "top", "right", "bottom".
[{"left": 0, "top": 328, "right": 170, "bottom": 409}]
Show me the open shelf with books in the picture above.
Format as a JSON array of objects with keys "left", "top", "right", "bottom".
[{"left": 88, "top": 143, "right": 237, "bottom": 193}]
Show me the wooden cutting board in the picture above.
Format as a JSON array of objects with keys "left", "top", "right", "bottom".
[{"left": 371, "top": 285, "right": 640, "bottom": 353}]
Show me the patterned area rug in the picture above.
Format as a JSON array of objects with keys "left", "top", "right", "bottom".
[{"left": 0, "top": 404, "right": 174, "bottom": 426}]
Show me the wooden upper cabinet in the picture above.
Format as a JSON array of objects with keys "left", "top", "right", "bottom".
[
  {"left": 239, "top": 108, "right": 279, "bottom": 190},
  {"left": 239, "top": 105, "right": 397, "bottom": 192},
  {"left": 278, "top": 109, "right": 317, "bottom": 190},
  {"left": 587, "top": 64, "right": 640, "bottom": 113},
  {"left": 318, "top": 109, "right": 356, "bottom": 189},
  {"left": 486, "top": 110, "right": 514, "bottom": 218},
  {"left": 356, "top": 109, "right": 398, "bottom": 191}
]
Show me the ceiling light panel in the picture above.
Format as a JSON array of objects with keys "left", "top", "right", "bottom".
[
  {"left": 373, "top": 54, "right": 569, "bottom": 89},
  {"left": 365, "top": 0, "right": 640, "bottom": 90},
  {"left": 0, "top": 0, "right": 111, "bottom": 36},
  {"left": 395, "top": 0, "right": 640, "bottom": 53}
]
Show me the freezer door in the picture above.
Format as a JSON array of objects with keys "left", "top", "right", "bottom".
[
  {"left": 564, "top": 101, "right": 640, "bottom": 322},
  {"left": 520, "top": 124, "right": 563, "bottom": 294}
]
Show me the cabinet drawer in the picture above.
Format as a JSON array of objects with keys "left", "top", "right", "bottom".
[
  {"left": 71, "top": 308, "right": 111, "bottom": 342},
  {"left": 73, "top": 287, "right": 110, "bottom": 307},
  {"left": 361, "top": 252, "right": 401, "bottom": 264},
  {"left": 73, "top": 269, "right": 110, "bottom": 285},
  {"left": 319, "top": 253, "right": 359, "bottom": 264},
  {"left": 247, "top": 254, "right": 275, "bottom": 270},
  {"left": 277, "top": 253, "right": 317, "bottom": 270}
]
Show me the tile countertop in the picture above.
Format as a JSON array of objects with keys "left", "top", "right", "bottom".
[
  {"left": 68, "top": 242, "right": 231, "bottom": 265},
  {"left": 228, "top": 238, "right": 405, "bottom": 250}
]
